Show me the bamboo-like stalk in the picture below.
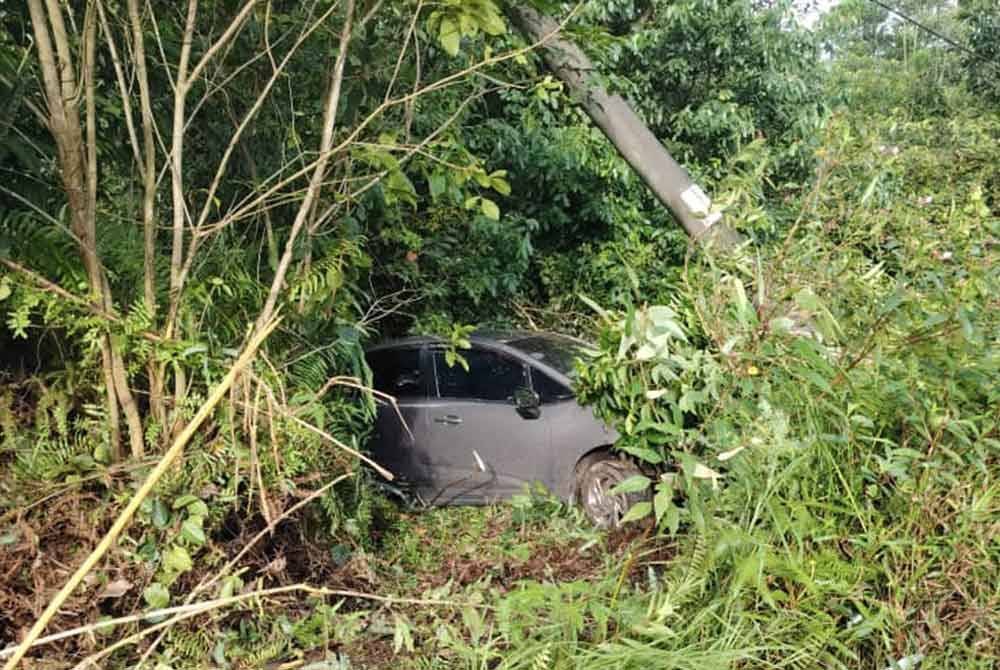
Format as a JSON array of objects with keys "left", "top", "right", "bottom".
[
  {"left": 0, "top": 317, "right": 282, "bottom": 670},
  {"left": 162, "top": 0, "right": 261, "bottom": 438},
  {"left": 84, "top": 3, "right": 147, "bottom": 459},
  {"left": 94, "top": 0, "right": 166, "bottom": 444},
  {"left": 99, "top": 342, "right": 123, "bottom": 459},
  {"left": 163, "top": 0, "right": 198, "bottom": 437},
  {"left": 163, "top": 0, "right": 261, "bottom": 332}
]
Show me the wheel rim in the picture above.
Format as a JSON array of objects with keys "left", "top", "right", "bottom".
[{"left": 583, "top": 467, "right": 628, "bottom": 527}]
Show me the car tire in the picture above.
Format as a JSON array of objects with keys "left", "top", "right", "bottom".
[{"left": 574, "top": 453, "right": 648, "bottom": 528}]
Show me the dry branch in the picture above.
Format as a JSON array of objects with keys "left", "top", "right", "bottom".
[{"left": 252, "top": 0, "right": 356, "bottom": 336}]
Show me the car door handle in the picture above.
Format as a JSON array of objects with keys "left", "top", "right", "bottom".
[{"left": 433, "top": 415, "right": 463, "bottom": 425}]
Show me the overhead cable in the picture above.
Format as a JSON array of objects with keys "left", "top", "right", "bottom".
[{"left": 862, "top": 0, "right": 1000, "bottom": 75}]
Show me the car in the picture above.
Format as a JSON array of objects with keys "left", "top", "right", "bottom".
[{"left": 364, "top": 331, "right": 648, "bottom": 526}]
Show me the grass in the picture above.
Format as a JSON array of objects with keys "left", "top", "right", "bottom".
[
  {"left": 356, "top": 462, "right": 998, "bottom": 670},
  {"left": 3, "top": 443, "right": 996, "bottom": 669}
]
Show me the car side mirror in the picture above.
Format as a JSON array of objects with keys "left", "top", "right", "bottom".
[{"left": 513, "top": 387, "right": 541, "bottom": 420}]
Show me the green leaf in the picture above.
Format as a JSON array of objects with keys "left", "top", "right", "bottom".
[
  {"left": 473, "top": 170, "right": 492, "bottom": 188},
  {"left": 180, "top": 517, "right": 206, "bottom": 546},
  {"left": 163, "top": 544, "right": 193, "bottom": 573},
  {"left": 393, "top": 614, "right": 415, "bottom": 653},
  {"left": 428, "top": 172, "right": 447, "bottom": 199},
  {"left": 143, "top": 582, "right": 170, "bottom": 609},
  {"left": 860, "top": 174, "right": 880, "bottom": 206},
  {"left": 478, "top": 8, "right": 506, "bottom": 35},
  {"left": 458, "top": 12, "right": 477, "bottom": 37},
  {"left": 794, "top": 288, "right": 822, "bottom": 313},
  {"left": 654, "top": 487, "right": 680, "bottom": 535},
  {"left": 0, "top": 278, "right": 11, "bottom": 302},
  {"left": 620, "top": 501, "right": 652, "bottom": 524},
  {"left": 218, "top": 575, "right": 243, "bottom": 599},
  {"left": 212, "top": 640, "right": 227, "bottom": 667},
  {"left": 172, "top": 494, "right": 199, "bottom": 510},
  {"left": 439, "top": 17, "right": 461, "bottom": 56},
  {"left": 480, "top": 198, "right": 500, "bottom": 220},
  {"left": 93, "top": 443, "right": 111, "bottom": 465},
  {"left": 609, "top": 474, "right": 651, "bottom": 495},
  {"left": 151, "top": 499, "right": 171, "bottom": 529},
  {"left": 491, "top": 177, "right": 511, "bottom": 196},
  {"left": 616, "top": 443, "right": 664, "bottom": 465},
  {"left": 578, "top": 293, "right": 610, "bottom": 320}
]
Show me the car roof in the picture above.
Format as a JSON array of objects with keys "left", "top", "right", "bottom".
[{"left": 365, "top": 329, "right": 570, "bottom": 353}]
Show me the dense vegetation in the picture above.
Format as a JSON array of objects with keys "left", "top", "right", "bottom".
[{"left": 0, "top": 0, "right": 997, "bottom": 668}]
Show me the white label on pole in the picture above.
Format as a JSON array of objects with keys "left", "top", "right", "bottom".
[{"left": 680, "top": 184, "right": 712, "bottom": 217}]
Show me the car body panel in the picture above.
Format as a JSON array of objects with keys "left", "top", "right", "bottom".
[
  {"left": 542, "top": 399, "right": 619, "bottom": 499},
  {"left": 420, "top": 397, "right": 552, "bottom": 504},
  {"left": 365, "top": 332, "right": 617, "bottom": 505}
]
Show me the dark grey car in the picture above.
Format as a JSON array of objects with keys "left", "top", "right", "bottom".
[{"left": 365, "top": 332, "right": 647, "bottom": 526}]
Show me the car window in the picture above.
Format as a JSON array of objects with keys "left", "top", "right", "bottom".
[
  {"left": 507, "top": 334, "right": 593, "bottom": 377},
  {"left": 433, "top": 348, "right": 527, "bottom": 401},
  {"left": 532, "top": 369, "right": 573, "bottom": 403},
  {"left": 368, "top": 348, "right": 424, "bottom": 397}
]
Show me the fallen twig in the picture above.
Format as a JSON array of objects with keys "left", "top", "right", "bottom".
[{"left": 0, "top": 582, "right": 474, "bottom": 663}]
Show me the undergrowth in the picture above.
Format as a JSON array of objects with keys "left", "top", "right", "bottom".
[{"left": 1, "top": 30, "right": 998, "bottom": 670}]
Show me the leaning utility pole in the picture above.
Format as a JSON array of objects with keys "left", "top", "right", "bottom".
[{"left": 508, "top": 4, "right": 744, "bottom": 251}]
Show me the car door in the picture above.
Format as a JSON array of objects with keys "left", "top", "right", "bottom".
[
  {"left": 423, "top": 345, "right": 551, "bottom": 504},
  {"left": 367, "top": 346, "right": 434, "bottom": 494}
]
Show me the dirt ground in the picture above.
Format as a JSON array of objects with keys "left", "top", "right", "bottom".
[{"left": 0, "top": 490, "right": 675, "bottom": 668}]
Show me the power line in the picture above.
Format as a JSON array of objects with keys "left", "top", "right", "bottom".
[{"left": 863, "top": 0, "right": 1000, "bottom": 75}]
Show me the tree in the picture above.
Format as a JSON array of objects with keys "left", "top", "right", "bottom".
[
  {"left": 960, "top": 0, "right": 1000, "bottom": 103},
  {"left": 507, "top": 4, "right": 744, "bottom": 249},
  {"left": 0, "top": 0, "right": 527, "bottom": 462}
]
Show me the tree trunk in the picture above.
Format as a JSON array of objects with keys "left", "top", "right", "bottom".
[
  {"left": 507, "top": 4, "right": 743, "bottom": 251},
  {"left": 164, "top": 0, "right": 199, "bottom": 439},
  {"left": 28, "top": 0, "right": 146, "bottom": 458}
]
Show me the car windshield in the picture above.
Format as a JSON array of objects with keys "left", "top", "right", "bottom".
[{"left": 508, "top": 334, "right": 594, "bottom": 377}]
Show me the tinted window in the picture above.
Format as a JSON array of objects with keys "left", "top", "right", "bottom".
[
  {"left": 508, "top": 335, "right": 592, "bottom": 376},
  {"left": 532, "top": 370, "right": 573, "bottom": 403},
  {"left": 368, "top": 348, "right": 424, "bottom": 397},
  {"left": 433, "top": 349, "right": 527, "bottom": 401}
]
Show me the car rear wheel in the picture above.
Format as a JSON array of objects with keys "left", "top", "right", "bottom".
[{"left": 574, "top": 453, "right": 647, "bottom": 528}]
